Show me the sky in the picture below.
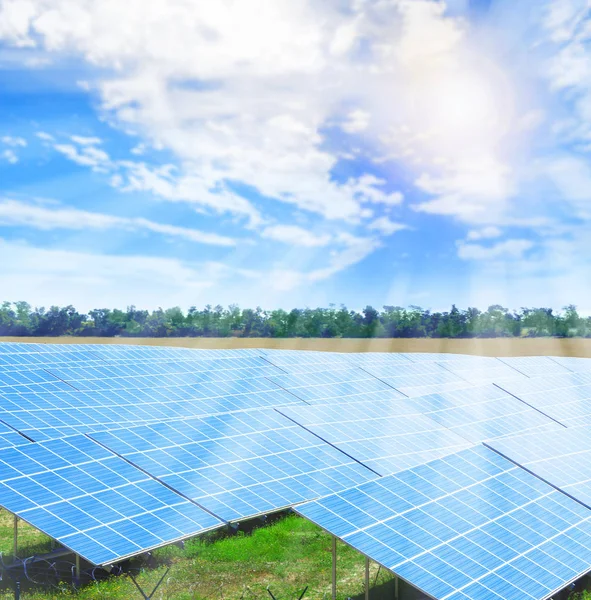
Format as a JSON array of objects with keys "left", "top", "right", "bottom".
[{"left": 0, "top": 0, "right": 590, "bottom": 313}]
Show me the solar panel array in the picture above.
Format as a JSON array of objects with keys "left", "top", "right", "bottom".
[
  {"left": 90, "top": 409, "right": 375, "bottom": 522},
  {"left": 0, "top": 434, "right": 222, "bottom": 564},
  {"left": 0, "top": 342, "right": 590, "bottom": 600},
  {"left": 296, "top": 446, "right": 591, "bottom": 600}
]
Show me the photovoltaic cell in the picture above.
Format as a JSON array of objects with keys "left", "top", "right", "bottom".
[
  {"left": 295, "top": 445, "right": 591, "bottom": 600},
  {"left": 278, "top": 400, "right": 471, "bottom": 475},
  {"left": 397, "top": 385, "right": 564, "bottom": 443},
  {"left": 434, "top": 358, "right": 528, "bottom": 384},
  {"left": 0, "top": 435, "right": 223, "bottom": 565},
  {"left": 0, "top": 379, "right": 303, "bottom": 441},
  {"left": 90, "top": 409, "right": 375, "bottom": 522},
  {"left": 267, "top": 370, "right": 406, "bottom": 404},
  {"left": 0, "top": 369, "right": 76, "bottom": 393},
  {"left": 0, "top": 420, "right": 29, "bottom": 449},
  {"left": 488, "top": 427, "right": 591, "bottom": 511},
  {"left": 550, "top": 357, "right": 591, "bottom": 373},
  {"left": 498, "top": 356, "right": 573, "bottom": 378},
  {"left": 496, "top": 374, "right": 591, "bottom": 427}
]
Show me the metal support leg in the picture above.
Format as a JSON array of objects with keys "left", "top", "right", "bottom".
[
  {"left": 365, "top": 557, "right": 370, "bottom": 600},
  {"left": 394, "top": 575, "right": 399, "bottom": 600},
  {"left": 13, "top": 515, "right": 18, "bottom": 558},
  {"left": 332, "top": 536, "right": 337, "bottom": 600},
  {"left": 75, "top": 554, "right": 80, "bottom": 582}
]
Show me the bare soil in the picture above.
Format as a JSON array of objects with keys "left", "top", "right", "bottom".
[{"left": 1, "top": 336, "right": 591, "bottom": 357}]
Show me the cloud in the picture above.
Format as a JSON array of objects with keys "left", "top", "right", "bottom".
[
  {"left": 1, "top": 149, "right": 18, "bottom": 164},
  {"left": 269, "top": 233, "right": 380, "bottom": 291},
  {"left": 342, "top": 109, "right": 370, "bottom": 134},
  {"left": 457, "top": 239, "right": 534, "bottom": 261},
  {"left": 2, "top": 0, "right": 590, "bottom": 292},
  {"left": 0, "top": 238, "right": 248, "bottom": 310},
  {"left": 36, "top": 131, "right": 54, "bottom": 141},
  {"left": 1, "top": 136, "right": 26, "bottom": 147},
  {"left": 70, "top": 135, "right": 102, "bottom": 145},
  {"left": 367, "top": 217, "right": 408, "bottom": 236},
  {"left": 261, "top": 225, "right": 331, "bottom": 247},
  {"left": 0, "top": 198, "right": 237, "bottom": 246},
  {"left": 53, "top": 143, "right": 110, "bottom": 170},
  {"left": 466, "top": 226, "right": 502, "bottom": 241}
]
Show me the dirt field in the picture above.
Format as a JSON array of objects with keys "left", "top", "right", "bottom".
[{"left": 1, "top": 336, "right": 591, "bottom": 357}]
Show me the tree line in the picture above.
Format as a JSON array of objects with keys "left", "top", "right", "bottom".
[{"left": 0, "top": 301, "right": 589, "bottom": 338}]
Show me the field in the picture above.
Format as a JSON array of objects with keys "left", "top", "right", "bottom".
[
  {"left": 2, "top": 336, "right": 591, "bottom": 357},
  {"left": 0, "top": 513, "right": 397, "bottom": 600}
]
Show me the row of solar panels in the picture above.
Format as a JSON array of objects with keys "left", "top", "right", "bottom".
[{"left": 1, "top": 345, "right": 591, "bottom": 600}]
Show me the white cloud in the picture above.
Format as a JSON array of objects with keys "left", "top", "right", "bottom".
[
  {"left": 1, "top": 149, "right": 18, "bottom": 164},
  {"left": 457, "top": 239, "right": 534, "bottom": 261},
  {"left": 0, "top": 198, "right": 237, "bottom": 246},
  {"left": 347, "top": 175, "right": 404, "bottom": 207},
  {"left": 261, "top": 225, "right": 331, "bottom": 247},
  {"left": 36, "top": 131, "right": 54, "bottom": 141},
  {"left": 367, "top": 217, "right": 408, "bottom": 236},
  {"left": 342, "top": 109, "right": 370, "bottom": 134},
  {"left": 53, "top": 143, "right": 110, "bottom": 170},
  {"left": 70, "top": 135, "right": 102, "bottom": 145},
  {"left": 466, "top": 226, "right": 502, "bottom": 241},
  {"left": 1, "top": 0, "right": 589, "bottom": 288},
  {"left": 1, "top": 135, "right": 26, "bottom": 147},
  {"left": 0, "top": 239, "right": 247, "bottom": 310}
]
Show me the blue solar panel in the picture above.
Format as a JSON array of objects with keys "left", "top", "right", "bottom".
[
  {"left": 488, "top": 428, "right": 591, "bottom": 510},
  {"left": 550, "top": 357, "right": 591, "bottom": 373},
  {"left": 0, "top": 435, "right": 223, "bottom": 565},
  {"left": 498, "top": 372, "right": 591, "bottom": 396},
  {"left": 0, "top": 379, "right": 303, "bottom": 441},
  {"left": 498, "top": 356, "right": 572, "bottom": 377},
  {"left": 267, "top": 370, "right": 406, "bottom": 404},
  {"left": 295, "top": 445, "right": 591, "bottom": 600},
  {"left": 0, "top": 420, "right": 29, "bottom": 449},
  {"left": 433, "top": 358, "right": 528, "bottom": 384},
  {"left": 0, "top": 369, "right": 76, "bottom": 393},
  {"left": 264, "top": 352, "right": 351, "bottom": 369},
  {"left": 496, "top": 374, "right": 591, "bottom": 427},
  {"left": 46, "top": 357, "right": 285, "bottom": 391},
  {"left": 90, "top": 409, "right": 375, "bottom": 522},
  {"left": 398, "top": 385, "right": 564, "bottom": 442},
  {"left": 278, "top": 400, "right": 471, "bottom": 475}
]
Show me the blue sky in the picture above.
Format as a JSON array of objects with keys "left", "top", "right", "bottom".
[{"left": 0, "top": 0, "right": 590, "bottom": 312}]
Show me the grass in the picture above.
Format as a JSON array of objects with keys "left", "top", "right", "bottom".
[
  {"left": 1, "top": 336, "right": 591, "bottom": 357},
  {"left": 0, "top": 513, "right": 394, "bottom": 600}
]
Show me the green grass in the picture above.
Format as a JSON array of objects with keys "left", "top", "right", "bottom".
[
  {"left": 0, "top": 511, "right": 53, "bottom": 557},
  {"left": 0, "top": 513, "right": 394, "bottom": 600}
]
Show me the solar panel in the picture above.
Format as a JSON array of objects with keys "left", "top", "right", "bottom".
[
  {"left": 264, "top": 352, "right": 352, "bottom": 369},
  {"left": 0, "top": 420, "right": 29, "bottom": 449},
  {"left": 90, "top": 409, "right": 375, "bottom": 522},
  {"left": 295, "top": 445, "right": 591, "bottom": 600},
  {"left": 0, "top": 369, "right": 76, "bottom": 393},
  {"left": 278, "top": 400, "right": 471, "bottom": 475},
  {"left": 497, "top": 372, "right": 591, "bottom": 396},
  {"left": 402, "top": 353, "right": 473, "bottom": 362},
  {"left": 498, "top": 356, "right": 572, "bottom": 377},
  {"left": 488, "top": 428, "right": 591, "bottom": 510},
  {"left": 496, "top": 374, "right": 591, "bottom": 427},
  {"left": 434, "top": 358, "right": 528, "bottom": 384},
  {"left": 0, "top": 379, "right": 303, "bottom": 441},
  {"left": 267, "top": 370, "right": 406, "bottom": 404},
  {"left": 46, "top": 358, "right": 285, "bottom": 391},
  {"left": 550, "top": 357, "right": 591, "bottom": 373},
  {"left": 397, "top": 385, "right": 565, "bottom": 443},
  {"left": 0, "top": 435, "right": 223, "bottom": 565}
]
